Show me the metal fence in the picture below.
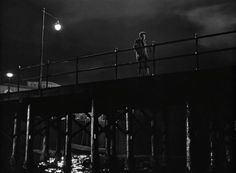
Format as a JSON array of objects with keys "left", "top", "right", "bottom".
[{"left": 4, "top": 30, "right": 236, "bottom": 92}]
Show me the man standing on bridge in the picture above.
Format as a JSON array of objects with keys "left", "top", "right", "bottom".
[{"left": 134, "top": 31, "right": 150, "bottom": 76}]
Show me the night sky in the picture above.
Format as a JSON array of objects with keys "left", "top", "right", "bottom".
[{"left": 0, "top": 0, "right": 236, "bottom": 84}]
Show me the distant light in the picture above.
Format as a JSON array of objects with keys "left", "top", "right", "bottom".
[
  {"left": 54, "top": 20, "right": 62, "bottom": 31},
  {"left": 6, "top": 72, "right": 14, "bottom": 78}
]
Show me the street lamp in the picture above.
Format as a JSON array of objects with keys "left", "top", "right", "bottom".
[
  {"left": 39, "top": 8, "right": 62, "bottom": 89},
  {"left": 6, "top": 72, "right": 14, "bottom": 93}
]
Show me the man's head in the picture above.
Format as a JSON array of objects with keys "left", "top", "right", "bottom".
[{"left": 139, "top": 31, "right": 146, "bottom": 40}]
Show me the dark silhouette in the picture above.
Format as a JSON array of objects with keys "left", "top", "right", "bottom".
[{"left": 134, "top": 31, "right": 150, "bottom": 76}]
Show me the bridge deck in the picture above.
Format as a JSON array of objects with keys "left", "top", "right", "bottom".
[{"left": 0, "top": 67, "right": 235, "bottom": 116}]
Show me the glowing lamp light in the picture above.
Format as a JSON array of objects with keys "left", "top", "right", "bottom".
[
  {"left": 6, "top": 72, "right": 14, "bottom": 78},
  {"left": 54, "top": 21, "right": 62, "bottom": 31}
]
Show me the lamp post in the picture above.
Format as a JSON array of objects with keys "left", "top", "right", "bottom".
[
  {"left": 6, "top": 72, "right": 14, "bottom": 93},
  {"left": 39, "top": 8, "right": 62, "bottom": 89}
]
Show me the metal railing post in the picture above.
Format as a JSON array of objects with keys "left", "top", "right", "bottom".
[
  {"left": 46, "top": 60, "right": 50, "bottom": 88},
  {"left": 114, "top": 48, "right": 118, "bottom": 80},
  {"left": 76, "top": 57, "right": 79, "bottom": 85},
  {"left": 152, "top": 41, "right": 156, "bottom": 75},
  {"left": 194, "top": 33, "right": 199, "bottom": 71},
  {"left": 17, "top": 66, "right": 21, "bottom": 92}
]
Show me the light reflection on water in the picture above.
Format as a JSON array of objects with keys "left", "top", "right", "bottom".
[{"left": 38, "top": 155, "right": 90, "bottom": 173}]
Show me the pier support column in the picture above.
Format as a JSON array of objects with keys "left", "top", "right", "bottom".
[
  {"left": 55, "top": 117, "right": 62, "bottom": 160},
  {"left": 10, "top": 111, "right": 21, "bottom": 171},
  {"left": 105, "top": 116, "right": 111, "bottom": 168},
  {"left": 150, "top": 112, "right": 157, "bottom": 169},
  {"left": 186, "top": 102, "right": 191, "bottom": 173},
  {"left": 90, "top": 99, "right": 99, "bottom": 173},
  {"left": 126, "top": 107, "right": 134, "bottom": 173},
  {"left": 64, "top": 114, "right": 72, "bottom": 173},
  {"left": 23, "top": 104, "right": 34, "bottom": 171},
  {"left": 109, "top": 115, "right": 118, "bottom": 173},
  {"left": 40, "top": 117, "right": 50, "bottom": 162},
  {"left": 208, "top": 120, "right": 216, "bottom": 173}
]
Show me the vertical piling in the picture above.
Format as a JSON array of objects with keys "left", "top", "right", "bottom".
[
  {"left": 126, "top": 107, "right": 134, "bottom": 172},
  {"left": 10, "top": 111, "right": 21, "bottom": 170},
  {"left": 105, "top": 117, "right": 111, "bottom": 157},
  {"left": 208, "top": 121, "right": 215, "bottom": 172},
  {"left": 23, "top": 104, "right": 34, "bottom": 171},
  {"left": 109, "top": 115, "right": 118, "bottom": 173},
  {"left": 40, "top": 117, "right": 50, "bottom": 162},
  {"left": 90, "top": 99, "right": 99, "bottom": 173},
  {"left": 64, "top": 114, "right": 72, "bottom": 173},
  {"left": 55, "top": 117, "right": 62, "bottom": 160},
  {"left": 150, "top": 112, "right": 157, "bottom": 169},
  {"left": 186, "top": 102, "right": 191, "bottom": 173}
]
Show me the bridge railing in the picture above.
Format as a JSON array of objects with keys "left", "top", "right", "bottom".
[{"left": 4, "top": 30, "right": 236, "bottom": 92}]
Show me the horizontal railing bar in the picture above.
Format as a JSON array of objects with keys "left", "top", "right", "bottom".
[
  {"left": 118, "top": 45, "right": 151, "bottom": 53},
  {"left": 20, "top": 76, "right": 39, "bottom": 82},
  {"left": 49, "top": 57, "right": 76, "bottom": 65},
  {"left": 198, "top": 47, "right": 236, "bottom": 55},
  {"left": 78, "top": 64, "right": 115, "bottom": 73},
  {"left": 156, "top": 52, "right": 195, "bottom": 61},
  {"left": 18, "top": 46, "right": 236, "bottom": 82},
  {"left": 14, "top": 30, "right": 236, "bottom": 88},
  {"left": 19, "top": 30, "right": 236, "bottom": 70},
  {"left": 79, "top": 50, "right": 115, "bottom": 60},
  {"left": 117, "top": 53, "right": 195, "bottom": 68},
  {"left": 153, "top": 37, "right": 194, "bottom": 47},
  {"left": 48, "top": 71, "right": 75, "bottom": 78},
  {"left": 20, "top": 64, "right": 41, "bottom": 70},
  {"left": 198, "top": 30, "right": 236, "bottom": 39}
]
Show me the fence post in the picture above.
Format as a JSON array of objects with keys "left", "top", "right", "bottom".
[
  {"left": 17, "top": 66, "right": 21, "bottom": 92},
  {"left": 152, "top": 41, "right": 156, "bottom": 75},
  {"left": 76, "top": 57, "right": 79, "bottom": 85},
  {"left": 194, "top": 33, "right": 199, "bottom": 71},
  {"left": 114, "top": 48, "right": 118, "bottom": 80},
  {"left": 46, "top": 60, "right": 50, "bottom": 88}
]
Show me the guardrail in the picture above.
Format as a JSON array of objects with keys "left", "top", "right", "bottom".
[{"left": 3, "top": 30, "right": 236, "bottom": 92}]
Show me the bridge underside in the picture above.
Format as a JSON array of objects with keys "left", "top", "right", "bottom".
[
  {"left": 0, "top": 67, "right": 235, "bottom": 173},
  {"left": 1, "top": 67, "right": 235, "bottom": 114}
]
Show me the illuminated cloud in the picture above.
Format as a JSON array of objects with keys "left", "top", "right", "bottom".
[
  {"left": 186, "top": 3, "right": 236, "bottom": 33},
  {"left": 185, "top": 3, "right": 236, "bottom": 47}
]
